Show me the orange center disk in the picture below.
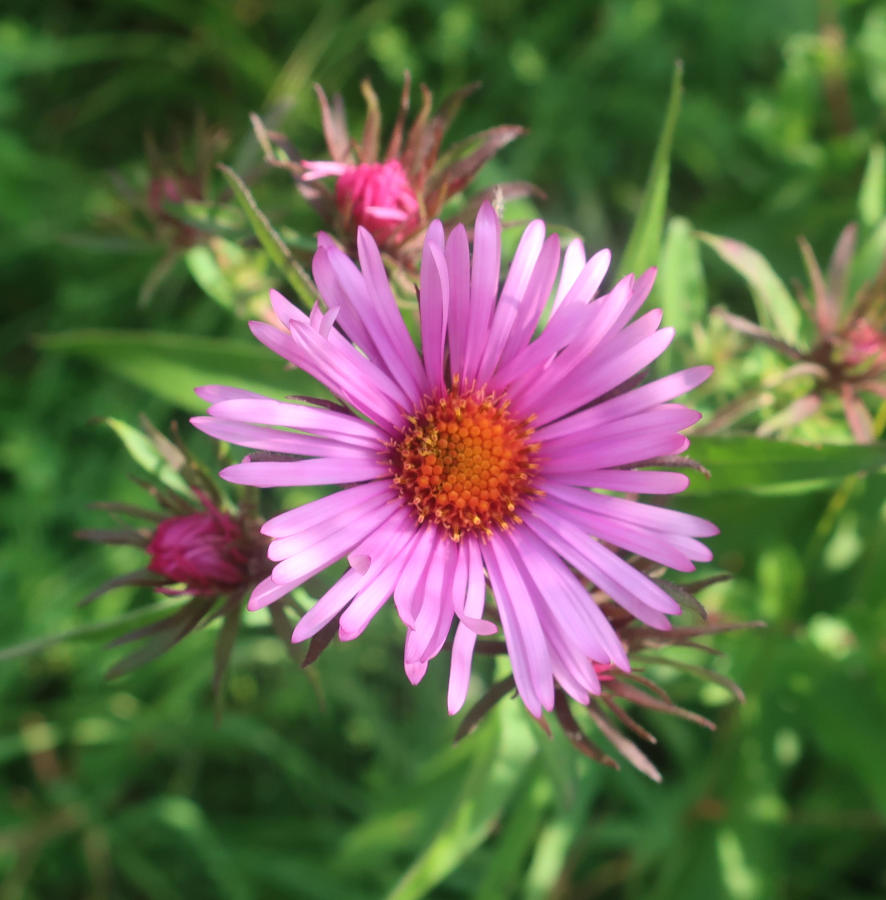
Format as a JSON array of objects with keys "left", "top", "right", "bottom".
[{"left": 389, "top": 389, "right": 539, "bottom": 540}]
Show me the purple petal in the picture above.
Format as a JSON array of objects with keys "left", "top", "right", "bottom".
[
  {"left": 483, "top": 536, "right": 555, "bottom": 716},
  {"left": 445, "top": 224, "right": 472, "bottom": 381},
  {"left": 525, "top": 505, "right": 678, "bottom": 626},
  {"left": 419, "top": 229, "right": 450, "bottom": 391},
  {"left": 247, "top": 574, "right": 300, "bottom": 611},
  {"left": 462, "top": 203, "right": 502, "bottom": 382},
  {"left": 191, "top": 417, "right": 382, "bottom": 458},
  {"left": 262, "top": 481, "right": 393, "bottom": 538},
  {"left": 270, "top": 502, "right": 399, "bottom": 586},
  {"left": 537, "top": 366, "right": 712, "bottom": 443},
  {"left": 221, "top": 456, "right": 387, "bottom": 488}
]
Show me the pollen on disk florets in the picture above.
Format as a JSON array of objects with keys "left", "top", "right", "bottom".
[{"left": 389, "top": 386, "right": 540, "bottom": 540}]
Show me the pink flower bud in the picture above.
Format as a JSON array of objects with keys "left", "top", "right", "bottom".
[
  {"left": 843, "top": 318, "right": 886, "bottom": 369},
  {"left": 334, "top": 160, "right": 421, "bottom": 245},
  {"left": 146, "top": 507, "right": 249, "bottom": 595}
]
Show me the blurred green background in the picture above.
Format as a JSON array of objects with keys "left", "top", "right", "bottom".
[{"left": 2, "top": 0, "right": 886, "bottom": 897}]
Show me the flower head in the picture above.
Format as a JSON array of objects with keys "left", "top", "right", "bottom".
[
  {"left": 193, "top": 204, "right": 717, "bottom": 717},
  {"left": 328, "top": 158, "right": 421, "bottom": 245},
  {"left": 253, "top": 74, "right": 533, "bottom": 267},
  {"left": 80, "top": 421, "right": 270, "bottom": 684},
  {"left": 714, "top": 224, "right": 886, "bottom": 442},
  {"left": 146, "top": 499, "right": 251, "bottom": 595}
]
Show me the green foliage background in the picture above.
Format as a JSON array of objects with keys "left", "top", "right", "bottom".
[{"left": 2, "top": 0, "right": 886, "bottom": 897}]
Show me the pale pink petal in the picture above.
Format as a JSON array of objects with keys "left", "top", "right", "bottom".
[
  {"left": 221, "top": 456, "right": 387, "bottom": 488},
  {"left": 286, "top": 320, "right": 408, "bottom": 430},
  {"left": 542, "top": 431, "right": 690, "bottom": 474},
  {"left": 290, "top": 568, "right": 364, "bottom": 640},
  {"left": 610, "top": 267, "right": 657, "bottom": 331},
  {"left": 543, "top": 481, "right": 718, "bottom": 538},
  {"left": 447, "top": 537, "right": 489, "bottom": 714},
  {"left": 205, "top": 397, "right": 384, "bottom": 445},
  {"left": 541, "top": 404, "right": 701, "bottom": 456},
  {"left": 339, "top": 511, "right": 418, "bottom": 640},
  {"left": 537, "top": 366, "right": 712, "bottom": 442},
  {"left": 392, "top": 524, "right": 438, "bottom": 627},
  {"left": 404, "top": 658, "right": 428, "bottom": 686},
  {"left": 261, "top": 481, "right": 392, "bottom": 538},
  {"left": 267, "top": 487, "right": 392, "bottom": 561},
  {"left": 552, "top": 238, "right": 588, "bottom": 311},
  {"left": 301, "top": 160, "right": 349, "bottom": 179},
  {"left": 462, "top": 203, "right": 502, "bottom": 382},
  {"left": 489, "top": 296, "right": 598, "bottom": 392},
  {"left": 553, "top": 246, "right": 610, "bottom": 313},
  {"left": 356, "top": 229, "right": 427, "bottom": 395},
  {"left": 531, "top": 327, "right": 676, "bottom": 426},
  {"left": 509, "top": 275, "right": 636, "bottom": 412},
  {"left": 525, "top": 505, "right": 678, "bottom": 626},
  {"left": 445, "top": 224, "right": 472, "bottom": 381},
  {"left": 498, "top": 232, "right": 561, "bottom": 368},
  {"left": 419, "top": 224, "right": 450, "bottom": 390},
  {"left": 195, "top": 385, "right": 270, "bottom": 404},
  {"left": 247, "top": 574, "right": 301, "bottom": 611},
  {"left": 191, "top": 417, "right": 381, "bottom": 458},
  {"left": 483, "top": 536, "right": 554, "bottom": 717},
  {"left": 577, "top": 469, "right": 690, "bottom": 495},
  {"left": 406, "top": 535, "right": 455, "bottom": 664},
  {"left": 476, "top": 220, "right": 548, "bottom": 383},
  {"left": 543, "top": 497, "right": 696, "bottom": 572},
  {"left": 509, "top": 525, "right": 629, "bottom": 668},
  {"left": 270, "top": 502, "right": 399, "bottom": 587}
]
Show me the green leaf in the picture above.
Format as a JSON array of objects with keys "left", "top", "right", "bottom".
[
  {"left": 850, "top": 216, "right": 886, "bottom": 296},
  {"left": 213, "top": 606, "right": 242, "bottom": 719},
  {"left": 385, "top": 703, "right": 536, "bottom": 900},
  {"left": 685, "top": 436, "right": 886, "bottom": 496},
  {"left": 38, "top": 328, "right": 323, "bottom": 412},
  {"left": 0, "top": 597, "right": 186, "bottom": 663},
  {"left": 104, "top": 417, "right": 190, "bottom": 495},
  {"left": 217, "top": 163, "right": 317, "bottom": 310},
  {"left": 184, "top": 244, "right": 238, "bottom": 310},
  {"left": 473, "top": 768, "right": 551, "bottom": 900},
  {"left": 858, "top": 142, "right": 885, "bottom": 229},
  {"left": 698, "top": 231, "right": 803, "bottom": 346},
  {"left": 617, "top": 60, "right": 683, "bottom": 278},
  {"left": 656, "top": 216, "right": 707, "bottom": 371}
]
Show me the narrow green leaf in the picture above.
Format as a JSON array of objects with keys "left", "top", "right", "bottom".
[
  {"left": 617, "top": 60, "right": 683, "bottom": 278},
  {"left": 38, "top": 329, "right": 323, "bottom": 412},
  {"left": 217, "top": 163, "right": 317, "bottom": 310},
  {"left": 474, "top": 768, "right": 551, "bottom": 900},
  {"left": 386, "top": 703, "right": 536, "bottom": 900},
  {"left": 684, "top": 436, "right": 886, "bottom": 496},
  {"left": 0, "top": 597, "right": 186, "bottom": 663},
  {"left": 698, "top": 232, "right": 803, "bottom": 346},
  {"left": 858, "top": 142, "right": 885, "bottom": 229},
  {"left": 850, "top": 216, "right": 886, "bottom": 297},
  {"left": 185, "top": 244, "right": 237, "bottom": 310},
  {"left": 107, "top": 599, "right": 213, "bottom": 678},
  {"left": 213, "top": 606, "right": 243, "bottom": 719},
  {"left": 104, "top": 417, "right": 190, "bottom": 495},
  {"left": 656, "top": 216, "right": 707, "bottom": 371}
]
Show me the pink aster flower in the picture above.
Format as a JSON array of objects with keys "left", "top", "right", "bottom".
[{"left": 192, "top": 203, "right": 717, "bottom": 718}]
